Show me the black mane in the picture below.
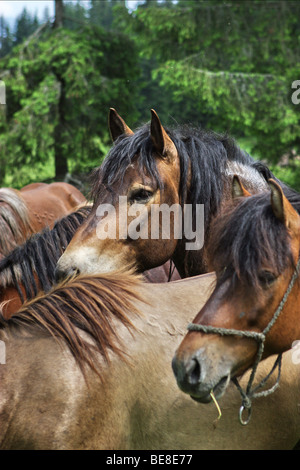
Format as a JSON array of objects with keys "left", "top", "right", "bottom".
[
  {"left": 0, "top": 206, "right": 91, "bottom": 302},
  {"left": 91, "top": 122, "right": 277, "bottom": 229},
  {"left": 206, "top": 191, "right": 297, "bottom": 294}
]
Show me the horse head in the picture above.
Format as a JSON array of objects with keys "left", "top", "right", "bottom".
[
  {"left": 55, "top": 108, "right": 182, "bottom": 280},
  {"left": 172, "top": 177, "right": 300, "bottom": 407}
]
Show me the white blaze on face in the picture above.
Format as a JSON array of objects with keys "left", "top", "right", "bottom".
[{"left": 57, "top": 246, "right": 125, "bottom": 275}]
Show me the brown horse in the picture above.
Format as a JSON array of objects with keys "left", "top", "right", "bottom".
[
  {"left": 0, "top": 270, "right": 299, "bottom": 449},
  {"left": 55, "top": 108, "right": 276, "bottom": 280},
  {"left": 0, "top": 206, "right": 92, "bottom": 318},
  {"left": 0, "top": 182, "right": 86, "bottom": 258},
  {"left": 172, "top": 177, "right": 300, "bottom": 424},
  {"left": 0, "top": 204, "right": 178, "bottom": 319}
]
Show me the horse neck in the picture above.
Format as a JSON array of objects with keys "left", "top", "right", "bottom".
[
  {"left": 171, "top": 242, "right": 206, "bottom": 278},
  {"left": 171, "top": 159, "right": 270, "bottom": 278}
]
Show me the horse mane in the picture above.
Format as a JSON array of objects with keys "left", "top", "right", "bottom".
[
  {"left": 91, "top": 123, "right": 275, "bottom": 229},
  {"left": 0, "top": 270, "right": 144, "bottom": 379},
  {"left": 206, "top": 189, "right": 296, "bottom": 295},
  {"left": 0, "top": 205, "right": 92, "bottom": 301},
  {"left": 0, "top": 188, "right": 34, "bottom": 256}
]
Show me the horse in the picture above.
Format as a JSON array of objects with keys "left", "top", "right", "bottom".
[
  {"left": 0, "top": 182, "right": 86, "bottom": 258},
  {"left": 0, "top": 204, "right": 179, "bottom": 319},
  {"left": 0, "top": 205, "right": 92, "bottom": 318},
  {"left": 172, "top": 177, "right": 300, "bottom": 425},
  {"left": 0, "top": 270, "right": 299, "bottom": 450},
  {"left": 55, "top": 108, "right": 278, "bottom": 281}
]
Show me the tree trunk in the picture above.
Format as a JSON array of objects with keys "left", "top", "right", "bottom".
[
  {"left": 53, "top": 0, "right": 64, "bottom": 29},
  {"left": 53, "top": 1, "right": 68, "bottom": 180},
  {"left": 54, "top": 79, "right": 68, "bottom": 180}
]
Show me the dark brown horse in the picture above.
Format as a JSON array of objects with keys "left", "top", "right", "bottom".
[
  {"left": 1, "top": 270, "right": 299, "bottom": 449},
  {"left": 55, "top": 108, "right": 276, "bottom": 280},
  {"left": 0, "top": 182, "right": 86, "bottom": 258},
  {"left": 172, "top": 177, "right": 300, "bottom": 424}
]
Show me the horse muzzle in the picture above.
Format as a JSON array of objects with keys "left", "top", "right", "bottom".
[
  {"left": 54, "top": 264, "right": 80, "bottom": 283},
  {"left": 171, "top": 349, "right": 231, "bottom": 403}
]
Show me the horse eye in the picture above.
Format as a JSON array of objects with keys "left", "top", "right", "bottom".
[
  {"left": 258, "top": 271, "right": 277, "bottom": 287},
  {"left": 129, "top": 189, "right": 153, "bottom": 203}
]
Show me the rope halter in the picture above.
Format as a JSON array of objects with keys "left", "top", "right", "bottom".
[{"left": 187, "top": 257, "right": 300, "bottom": 425}]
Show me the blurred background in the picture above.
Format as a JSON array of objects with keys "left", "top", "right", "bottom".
[{"left": 0, "top": 0, "right": 299, "bottom": 193}]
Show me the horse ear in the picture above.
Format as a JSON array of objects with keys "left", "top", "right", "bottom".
[
  {"left": 150, "top": 109, "right": 177, "bottom": 161},
  {"left": 232, "top": 175, "right": 251, "bottom": 199},
  {"left": 108, "top": 108, "right": 134, "bottom": 142},
  {"left": 269, "top": 179, "right": 299, "bottom": 230}
]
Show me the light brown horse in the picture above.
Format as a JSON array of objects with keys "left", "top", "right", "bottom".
[
  {"left": 0, "top": 270, "right": 300, "bottom": 450},
  {"left": 55, "top": 108, "right": 274, "bottom": 280},
  {"left": 172, "top": 178, "right": 300, "bottom": 423},
  {"left": 0, "top": 182, "right": 86, "bottom": 258}
]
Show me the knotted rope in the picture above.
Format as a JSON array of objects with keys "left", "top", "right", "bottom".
[{"left": 187, "top": 257, "right": 300, "bottom": 425}]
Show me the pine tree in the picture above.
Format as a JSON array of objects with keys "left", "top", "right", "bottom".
[
  {"left": 14, "top": 8, "right": 40, "bottom": 45},
  {"left": 0, "top": 16, "right": 13, "bottom": 58}
]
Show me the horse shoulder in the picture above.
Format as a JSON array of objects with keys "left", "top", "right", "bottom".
[{"left": 0, "top": 333, "right": 86, "bottom": 449}]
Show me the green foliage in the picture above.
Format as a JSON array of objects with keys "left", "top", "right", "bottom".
[
  {"left": 269, "top": 161, "right": 300, "bottom": 193},
  {"left": 122, "top": 0, "right": 300, "bottom": 164},
  {"left": 0, "top": 24, "right": 141, "bottom": 185},
  {"left": 0, "top": 16, "right": 14, "bottom": 58},
  {"left": 14, "top": 8, "right": 39, "bottom": 45},
  {"left": 63, "top": 1, "right": 89, "bottom": 30},
  {"left": 1, "top": 0, "right": 300, "bottom": 190}
]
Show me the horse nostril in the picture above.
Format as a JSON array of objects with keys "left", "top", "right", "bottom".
[
  {"left": 55, "top": 267, "right": 63, "bottom": 283},
  {"left": 187, "top": 357, "right": 201, "bottom": 385},
  {"left": 55, "top": 266, "right": 79, "bottom": 283},
  {"left": 172, "top": 355, "right": 202, "bottom": 389}
]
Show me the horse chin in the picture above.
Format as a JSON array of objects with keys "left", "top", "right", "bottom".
[{"left": 190, "top": 374, "right": 231, "bottom": 404}]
